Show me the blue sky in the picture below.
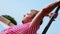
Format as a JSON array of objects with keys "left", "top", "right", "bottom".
[{"left": 0, "top": 0, "right": 60, "bottom": 34}]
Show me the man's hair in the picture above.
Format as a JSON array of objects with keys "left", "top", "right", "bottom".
[
  {"left": 2, "top": 15, "right": 17, "bottom": 25},
  {"left": 31, "top": 9, "right": 39, "bottom": 18}
]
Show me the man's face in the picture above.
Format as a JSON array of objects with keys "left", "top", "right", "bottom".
[{"left": 22, "top": 11, "right": 33, "bottom": 24}]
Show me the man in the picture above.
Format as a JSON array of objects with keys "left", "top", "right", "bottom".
[{"left": 0, "top": 1, "right": 60, "bottom": 34}]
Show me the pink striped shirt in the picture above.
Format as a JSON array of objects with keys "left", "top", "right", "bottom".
[{"left": 0, "top": 22, "right": 40, "bottom": 34}]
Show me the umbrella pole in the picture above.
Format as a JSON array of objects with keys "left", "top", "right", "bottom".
[{"left": 42, "top": 6, "right": 60, "bottom": 34}]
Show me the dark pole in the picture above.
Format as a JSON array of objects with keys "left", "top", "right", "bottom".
[{"left": 42, "top": 6, "right": 60, "bottom": 34}]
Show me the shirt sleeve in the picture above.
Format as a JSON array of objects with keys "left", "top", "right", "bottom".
[{"left": 0, "top": 23, "right": 30, "bottom": 34}]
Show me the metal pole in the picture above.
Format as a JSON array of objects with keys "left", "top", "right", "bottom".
[{"left": 42, "top": 6, "right": 60, "bottom": 34}]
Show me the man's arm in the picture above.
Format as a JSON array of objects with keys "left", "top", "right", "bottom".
[
  {"left": 0, "top": 16, "right": 11, "bottom": 25},
  {"left": 30, "top": 1, "right": 60, "bottom": 27}
]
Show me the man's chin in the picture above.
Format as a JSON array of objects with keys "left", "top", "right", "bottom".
[{"left": 22, "top": 21, "right": 24, "bottom": 24}]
